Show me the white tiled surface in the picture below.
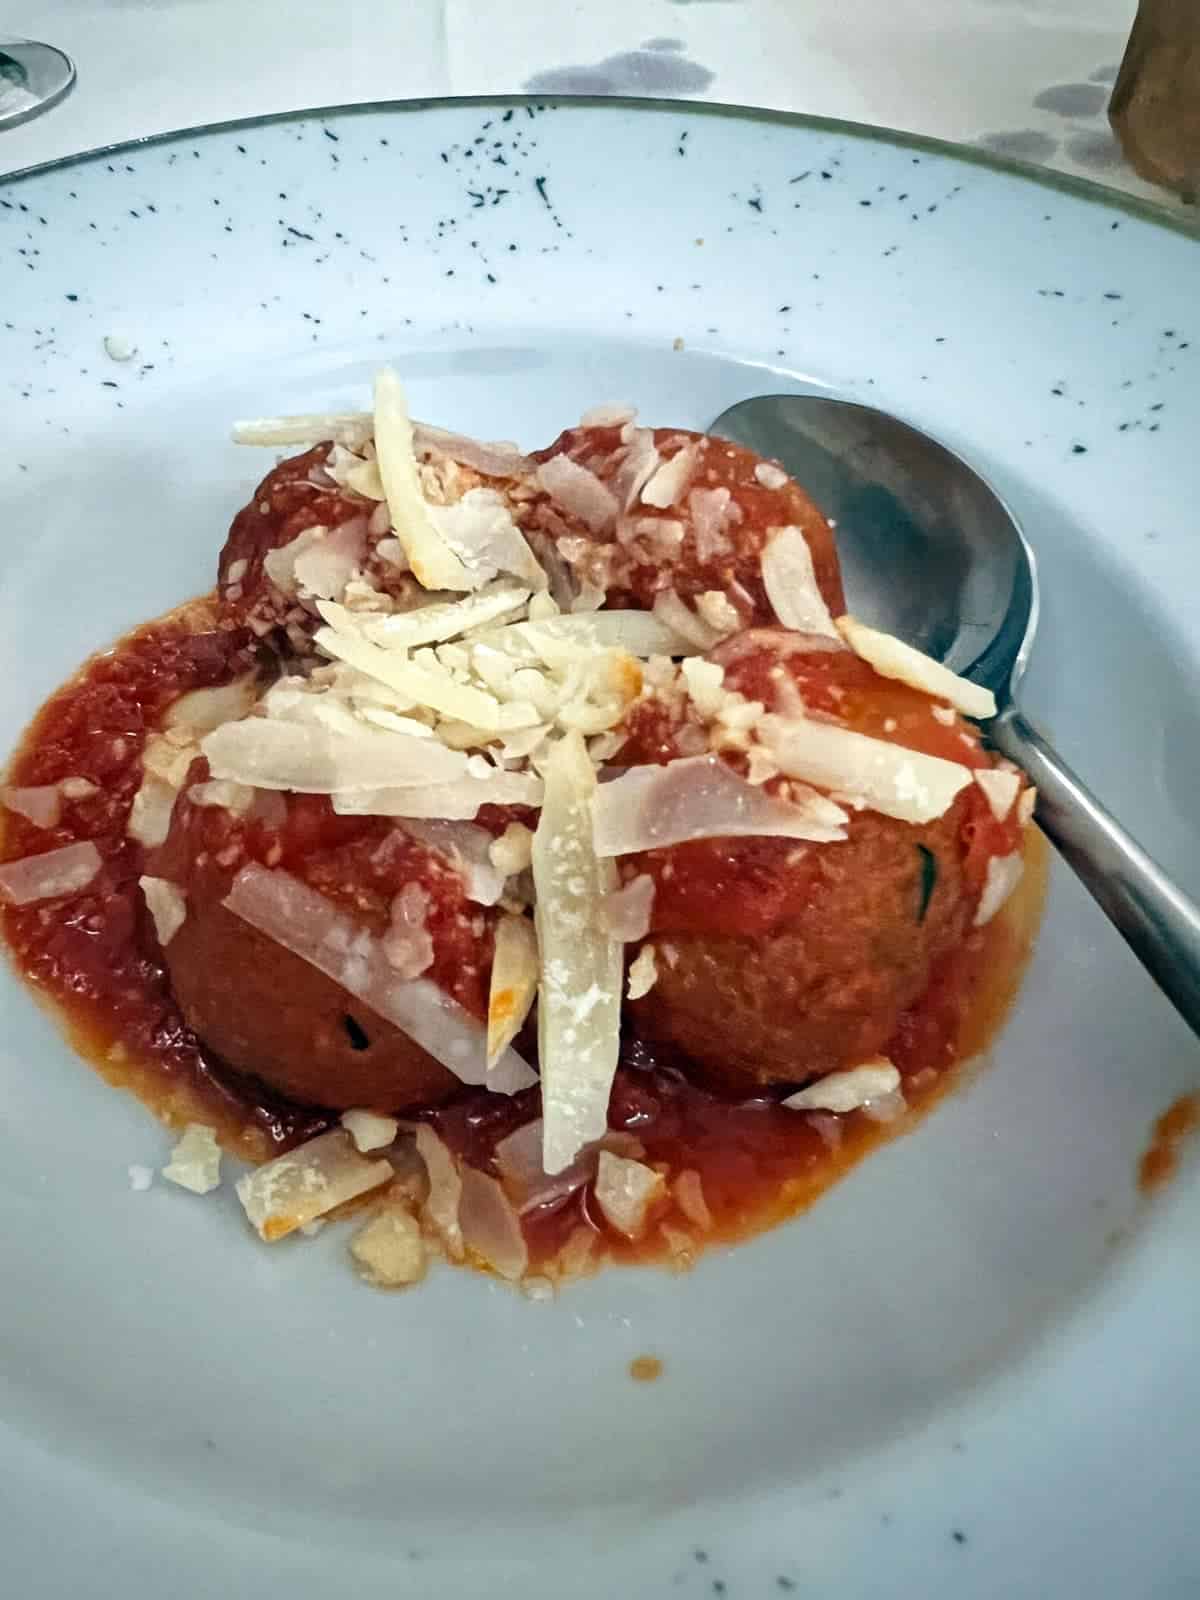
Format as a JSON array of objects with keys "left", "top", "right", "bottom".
[{"left": 0, "top": 0, "right": 1163, "bottom": 203}]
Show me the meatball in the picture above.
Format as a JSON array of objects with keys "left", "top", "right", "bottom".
[
  {"left": 216, "top": 441, "right": 525, "bottom": 648},
  {"left": 622, "top": 636, "right": 1026, "bottom": 1092},
  {"left": 526, "top": 424, "right": 844, "bottom": 626},
  {"left": 627, "top": 807, "right": 975, "bottom": 1092},
  {"left": 148, "top": 783, "right": 495, "bottom": 1112},
  {"left": 217, "top": 446, "right": 375, "bottom": 640}
]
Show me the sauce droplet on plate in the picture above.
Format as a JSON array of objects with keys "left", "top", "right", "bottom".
[{"left": 629, "top": 1354, "right": 664, "bottom": 1383}]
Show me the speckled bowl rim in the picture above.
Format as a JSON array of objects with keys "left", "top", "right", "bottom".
[{"left": 3, "top": 92, "right": 1199, "bottom": 243}]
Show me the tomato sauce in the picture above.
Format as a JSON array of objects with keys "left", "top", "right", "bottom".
[
  {"left": 1, "top": 603, "right": 1047, "bottom": 1276},
  {"left": 1138, "top": 1094, "right": 1200, "bottom": 1195}
]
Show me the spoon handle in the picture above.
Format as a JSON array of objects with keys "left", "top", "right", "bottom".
[{"left": 991, "top": 704, "right": 1200, "bottom": 1039}]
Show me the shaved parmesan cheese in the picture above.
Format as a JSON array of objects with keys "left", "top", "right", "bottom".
[
  {"left": 223, "top": 865, "right": 536, "bottom": 1093},
  {"left": 344, "top": 457, "right": 386, "bottom": 500},
  {"left": 139, "top": 876, "right": 186, "bottom": 947},
  {"left": 357, "top": 708, "right": 436, "bottom": 739},
  {"left": 428, "top": 489, "right": 547, "bottom": 590},
  {"left": 0, "top": 841, "right": 102, "bottom": 906},
  {"left": 761, "top": 526, "right": 838, "bottom": 637},
  {"left": 314, "top": 619, "right": 537, "bottom": 733},
  {"left": 594, "top": 1151, "right": 665, "bottom": 1238},
  {"left": 641, "top": 443, "right": 699, "bottom": 508},
  {"left": 163, "top": 676, "right": 258, "bottom": 736},
  {"left": 487, "top": 609, "right": 696, "bottom": 660},
  {"left": 626, "top": 943, "right": 658, "bottom": 1000},
  {"left": 974, "top": 851, "right": 1024, "bottom": 927},
  {"left": 331, "top": 769, "right": 543, "bottom": 820},
  {"left": 400, "top": 820, "right": 506, "bottom": 905},
  {"left": 836, "top": 615, "right": 997, "bottom": 720},
  {"left": 341, "top": 1109, "right": 400, "bottom": 1153},
  {"left": 412, "top": 420, "right": 531, "bottom": 479},
  {"left": 601, "top": 874, "right": 655, "bottom": 942},
  {"left": 373, "top": 369, "right": 475, "bottom": 591},
  {"left": 533, "top": 731, "right": 623, "bottom": 1174},
  {"left": 592, "top": 754, "right": 848, "bottom": 857},
  {"left": 233, "top": 412, "right": 373, "bottom": 448},
  {"left": 1, "top": 784, "right": 62, "bottom": 829},
  {"left": 236, "top": 1129, "right": 392, "bottom": 1242},
  {"left": 758, "top": 714, "right": 973, "bottom": 824},
  {"left": 688, "top": 487, "right": 733, "bottom": 561},
  {"left": 126, "top": 774, "right": 180, "bottom": 848},
  {"left": 1018, "top": 786, "right": 1037, "bottom": 827},
  {"left": 262, "top": 526, "right": 326, "bottom": 596},
  {"left": 974, "top": 768, "right": 1021, "bottom": 822},
  {"left": 203, "top": 717, "right": 469, "bottom": 793},
  {"left": 713, "top": 628, "right": 843, "bottom": 669},
  {"left": 611, "top": 429, "right": 663, "bottom": 510},
  {"left": 459, "top": 1166, "right": 529, "bottom": 1280},
  {"left": 292, "top": 517, "right": 368, "bottom": 602},
  {"left": 782, "top": 1059, "right": 901, "bottom": 1113},
  {"left": 161, "top": 1123, "right": 222, "bottom": 1194},
  {"left": 350, "top": 1205, "right": 426, "bottom": 1287},
  {"left": 487, "top": 913, "right": 539, "bottom": 1072},
  {"left": 651, "top": 588, "right": 723, "bottom": 652},
  {"left": 536, "top": 454, "right": 618, "bottom": 533},
  {"left": 360, "top": 582, "right": 530, "bottom": 650},
  {"left": 494, "top": 1118, "right": 594, "bottom": 1214},
  {"left": 414, "top": 1125, "right": 464, "bottom": 1258}
]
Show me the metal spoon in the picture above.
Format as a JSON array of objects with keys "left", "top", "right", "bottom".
[
  {"left": 710, "top": 393, "right": 1200, "bottom": 1037},
  {"left": 0, "top": 38, "right": 75, "bottom": 132}
]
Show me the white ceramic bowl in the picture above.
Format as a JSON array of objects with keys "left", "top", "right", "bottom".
[{"left": 1, "top": 100, "right": 1198, "bottom": 1597}]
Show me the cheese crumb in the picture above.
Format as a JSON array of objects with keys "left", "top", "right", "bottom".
[
  {"left": 488, "top": 821, "right": 534, "bottom": 876},
  {"left": 754, "top": 461, "right": 789, "bottom": 491},
  {"left": 139, "top": 875, "right": 187, "bottom": 947},
  {"left": 782, "top": 1059, "right": 901, "bottom": 1114},
  {"left": 59, "top": 777, "right": 99, "bottom": 801},
  {"left": 627, "top": 943, "right": 658, "bottom": 1000},
  {"left": 103, "top": 334, "right": 136, "bottom": 362},
  {"left": 694, "top": 590, "right": 742, "bottom": 638},
  {"left": 680, "top": 657, "right": 727, "bottom": 718},
  {"left": 161, "top": 1124, "right": 222, "bottom": 1195},
  {"left": 974, "top": 851, "right": 1023, "bottom": 927},
  {"left": 349, "top": 1205, "right": 427, "bottom": 1287},
  {"left": 127, "top": 1164, "right": 154, "bottom": 1192},
  {"left": 974, "top": 768, "right": 1020, "bottom": 822},
  {"left": 522, "top": 1276, "right": 556, "bottom": 1301},
  {"left": 341, "top": 1109, "right": 400, "bottom": 1153},
  {"left": 594, "top": 1151, "right": 666, "bottom": 1238}
]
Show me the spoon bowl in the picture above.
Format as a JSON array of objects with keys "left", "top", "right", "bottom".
[
  {"left": 712, "top": 393, "right": 1036, "bottom": 698},
  {"left": 711, "top": 391, "right": 1200, "bottom": 1037}
]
